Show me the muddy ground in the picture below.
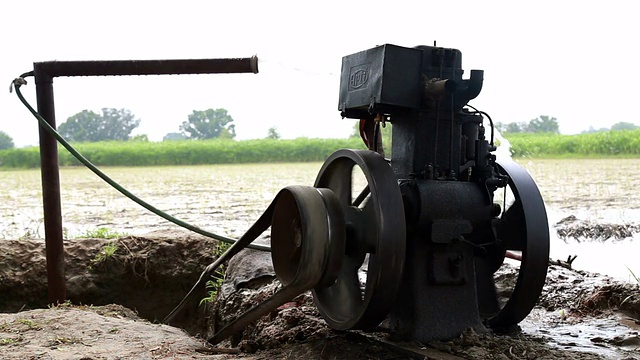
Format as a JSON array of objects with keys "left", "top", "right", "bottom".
[{"left": 0, "top": 226, "right": 639, "bottom": 359}]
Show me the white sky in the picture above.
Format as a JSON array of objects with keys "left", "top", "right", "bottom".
[{"left": 2, "top": 1, "right": 639, "bottom": 147}]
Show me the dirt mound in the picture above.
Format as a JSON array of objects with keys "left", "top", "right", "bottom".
[
  {"left": 2, "top": 231, "right": 640, "bottom": 359},
  {"left": 0, "top": 304, "right": 215, "bottom": 360},
  {"left": 0, "top": 230, "right": 218, "bottom": 334},
  {"left": 531, "top": 263, "right": 640, "bottom": 319}
]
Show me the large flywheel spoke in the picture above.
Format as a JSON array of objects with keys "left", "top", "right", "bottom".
[
  {"left": 353, "top": 186, "right": 371, "bottom": 207},
  {"left": 324, "top": 163, "right": 354, "bottom": 206},
  {"left": 312, "top": 149, "right": 406, "bottom": 330},
  {"left": 498, "top": 199, "right": 526, "bottom": 251},
  {"left": 359, "top": 198, "right": 379, "bottom": 252},
  {"left": 482, "top": 160, "right": 550, "bottom": 328},
  {"left": 314, "top": 257, "right": 363, "bottom": 322}
]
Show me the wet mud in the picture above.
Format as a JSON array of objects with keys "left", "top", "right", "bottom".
[{"left": 209, "top": 250, "right": 639, "bottom": 359}]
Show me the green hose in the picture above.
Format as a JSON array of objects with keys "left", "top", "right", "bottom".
[{"left": 11, "top": 73, "right": 270, "bottom": 252}]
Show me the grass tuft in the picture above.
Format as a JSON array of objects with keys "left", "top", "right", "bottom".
[
  {"left": 199, "top": 242, "right": 231, "bottom": 306},
  {"left": 88, "top": 241, "right": 118, "bottom": 270},
  {"left": 80, "top": 227, "right": 127, "bottom": 239}
]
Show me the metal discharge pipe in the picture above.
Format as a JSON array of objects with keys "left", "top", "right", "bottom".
[
  {"left": 32, "top": 56, "right": 259, "bottom": 305},
  {"left": 34, "top": 56, "right": 259, "bottom": 77}
]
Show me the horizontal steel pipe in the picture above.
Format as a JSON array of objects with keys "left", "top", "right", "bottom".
[{"left": 33, "top": 56, "right": 259, "bottom": 77}]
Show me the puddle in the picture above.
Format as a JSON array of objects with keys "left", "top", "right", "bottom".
[{"left": 521, "top": 310, "right": 640, "bottom": 358}]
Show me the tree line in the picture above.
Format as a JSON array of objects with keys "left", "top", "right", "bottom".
[
  {"left": 0, "top": 107, "right": 282, "bottom": 150},
  {"left": 2, "top": 111, "right": 638, "bottom": 151},
  {"left": 496, "top": 115, "right": 560, "bottom": 134},
  {"left": 61, "top": 107, "right": 245, "bottom": 142},
  {"left": 496, "top": 116, "right": 639, "bottom": 134}
]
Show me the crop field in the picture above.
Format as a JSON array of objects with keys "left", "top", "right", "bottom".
[
  {"left": 1, "top": 129, "right": 639, "bottom": 169},
  {"left": 1, "top": 158, "right": 639, "bottom": 281},
  {"left": 505, "top": 130, "right": 640, "bottom": 158},
  {"left": 0, "top": 138, "right": 366, "bottom": 168}
]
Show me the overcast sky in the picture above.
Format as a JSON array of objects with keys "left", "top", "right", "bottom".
[{"left": 2, "top": 1, "right": 638, "bottom": 147}]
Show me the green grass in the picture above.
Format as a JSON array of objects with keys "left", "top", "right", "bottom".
[
  {"left": 88, "top": 241, "right": 119, "bottom": 270},
  {"left": 16, "top": 319, "right": 41, "bottom": 330},
  {"left": 504, "top": 130, "right": 640, "bottom": 158},
  {"left": 80, "top": 227, "right": 127, "bottom": 239},
  {"left": 2, "top": 130, "right": 638, "bottom": 169},
  {"left": 0, "top": 337, "right": 19, "bottom": 346},
  {"left": 0, "top": 138, "right": 366, "bottom": 169},
  {"left": 200, "top": 242, "right": 231, "bottom": 306}
]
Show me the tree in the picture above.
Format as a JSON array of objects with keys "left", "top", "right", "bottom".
[
  {"left": 495, "top": 121, "right": 527, "bottom": 133},
  {"left": 581, "top": 126, "right": 608, "bottom": 134},
  {"left": 0, "top": 130, "right": 14, "bottom": 150},
  {"left": 179, "top": 108, "right": 236, "bottom": 140},
  {"left": 266, "top": 127, "right": 281, "bottom": 140},
  {"left": 163, "top": 132, "right": 186, "bottom": 141},
  {"left": 506, "top": 122, "right": 526, "bottom": 133},
  {"left": 527, "top": 115, "right": 559, "bottom": 133},
  {"left": 499, "top": 116, "right": 559, "bottom": 134},
  {"left": 100, "top": 108, "right": 141, "bottom": 141},
  {"left": 130, "top": 134, "right": 149, "bottom": 142},
  {"left": 58, "top": 108, "right": 140, "bottom": 142},
  {"left": 611, "top": 122, "right": 639, "bottom": 131}
]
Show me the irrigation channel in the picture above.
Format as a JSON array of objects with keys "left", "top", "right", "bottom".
[{"left": 1, "top": 159, "right": 639, "bottom": 283}]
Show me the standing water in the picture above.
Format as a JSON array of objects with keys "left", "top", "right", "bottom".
[
  {"left": 1, "top": 150, "right": 638, "bottom": 282},
  {"left": 495, "top": 132, "right": 640, "bottom": 283}
]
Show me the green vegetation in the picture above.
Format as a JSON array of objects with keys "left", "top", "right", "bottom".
[
  {"left": 266, "top": 126, "right": 281, "bottom": 140},
  {"left": 88, "top": 241, "right": 119, "bottom": 270},
  {"left": 16, "top": 319, "right": 41, "bottom": 330},
  {"left": 2, "top": 127, "right": 638, "bottom": 169},
  {"left": 0, "top": 138, "right": 365, "bottom": 169},
  {"left": 0, "top": 131, "right": 14, "bottom": 150},
  {"left": 200, "top": 242, "right": 231, "bottom": 306},
  {"left": 48, "top": 300, "right": 74, "bottom": 309},
  {"left": 163, "top": 132, "right": 186, "bottom": 141},
  {"left": 497, "top": 115, "right": 559, "bottom": 134},
  {"left": 350, "top": 120, "right": 393, "bottom": 156},
  {"left": 504, "top": 130, "right": 640, "bottom": 158},
  {"left": 59, "top": 108, "right": 140, "bottom": 142},
  {"left": 80, "top": 227, "right": 127, "bottom": 239},
  {"left": 180, "top": 108, "right": 236, "bottom": 140},
  {"left": 0, "top": 337, "right": 21, "bottom": 346},
  {"left": 611, "top": 122, "right": 640, "bottom": 131}
]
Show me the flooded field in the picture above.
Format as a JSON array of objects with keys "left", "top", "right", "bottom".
[
  {"left": 522, "top": 158, "right": 640, "bottom": 282},
  {"left": 1, "top": 158, "right": 639, "bottom": 281},
  {"left": 0, "top": 162, "right": 321, "bottom": 241}
]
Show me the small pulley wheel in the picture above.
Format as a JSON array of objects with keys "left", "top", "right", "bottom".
[
  {"left": 209, "top": 185, "right": 346, "bottom": 345},
  {"left": 312, "top": 149, "right": 406, "bottom": 330},
  {"left": 480, "top": 160, "right": 550, "bottom": 328},
  {"left": 271, "top": 186, "right": 346, "bottom": 289}
]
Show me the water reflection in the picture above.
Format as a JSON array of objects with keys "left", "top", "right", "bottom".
[{"left": 521, "top": 159, "right": 640, "bottom": 283}]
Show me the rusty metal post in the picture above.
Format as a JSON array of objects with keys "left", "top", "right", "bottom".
[
  {"left": 34, "top": 66, "right": 66, "bottom": 304},
  {"left": 30, "top": 56, "right": 259, "bottom": 306}
]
